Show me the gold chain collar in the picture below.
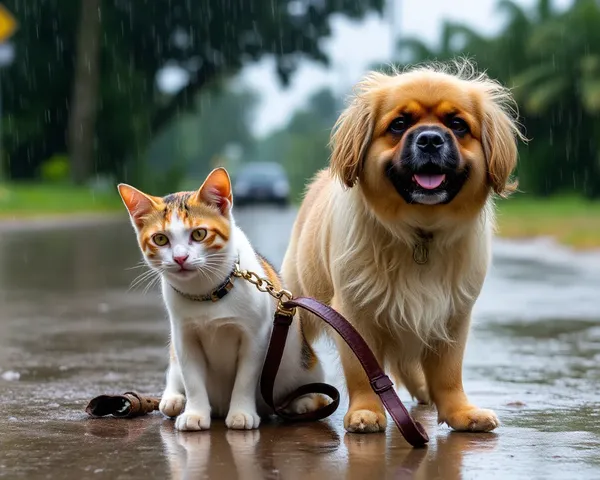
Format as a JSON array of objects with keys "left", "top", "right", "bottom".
[{"left": 233, "top": 260, "right": 296, "bottom": 316}]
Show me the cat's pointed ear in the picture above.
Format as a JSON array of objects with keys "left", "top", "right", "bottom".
[
  {"left": 117, "top": 183, "right": 160, "bottom": 228},
  {"left": 195, "top": 167, "right": 233, "bottom": 214}
]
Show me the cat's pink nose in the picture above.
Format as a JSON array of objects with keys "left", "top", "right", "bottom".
[{"left": 173, "top": 255, "right": 189, "bottom": 266}]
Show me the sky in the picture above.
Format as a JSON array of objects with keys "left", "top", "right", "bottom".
[{"left": 239, "top": 0, "right": 572, "bottom": 137}]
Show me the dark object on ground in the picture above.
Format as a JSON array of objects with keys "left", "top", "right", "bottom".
[
  {"left": 233, "top": 162, "right": 290, "bottom": 207},
  {"left": 86, "top": 391, "right": 160, "bottom": 418}
]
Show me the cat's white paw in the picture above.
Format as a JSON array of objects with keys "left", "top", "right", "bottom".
[
  {"left": 284, "top": 394, "right": 331, "bottom": 415},
  {"left": 225, "top": 409, "right": 260, "bottom": 430},
  {"left": 159, "top": 393, "right": 186, "bottom": 418},
  {"left": 175, "top": 410, "right": 211, "bottom": 431}
]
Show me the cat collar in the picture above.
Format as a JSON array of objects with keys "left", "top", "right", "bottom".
[{"left": 169, "top": 264, "right": 236, "bottom": 302}]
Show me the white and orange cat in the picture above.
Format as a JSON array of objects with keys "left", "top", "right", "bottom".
[{"left": 118, "top": 167, "right": 326, "bottom": 431}]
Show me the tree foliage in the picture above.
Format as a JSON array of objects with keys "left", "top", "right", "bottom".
[
  {"left": 144, "top": 84, "right": 259, "bottom": 194},
  {"left": 250, "top": 88, "right": 340, "bottom": 200},
  {"left": 1, "top": 0, "right": 383, "bottom": 183}
]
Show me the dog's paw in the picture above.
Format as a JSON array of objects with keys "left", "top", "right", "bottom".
[
  {"left": 284, "top": 394, "right": 331, "bottom": 415},
  {"left": 175, "top": 410, "right": 211, "bottom": 431},
  {"left": 225, "top": 410, "right": 260, "bottom": 430},
  {"left": 443, "top": 407, "right": 499, "bottom": 432},
  {"left": 159, "top": 393, "right": 186, "bottom": 418},
  {"left": 344, "top": 408, "right": 387, "bottom": 433}
]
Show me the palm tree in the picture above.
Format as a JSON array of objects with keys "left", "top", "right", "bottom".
[
  {"left": 510, "top": 0, "right": 600, "bottom": 197},
  {"left": 393, "top": 0, "right": 600, "bottom": 197}
]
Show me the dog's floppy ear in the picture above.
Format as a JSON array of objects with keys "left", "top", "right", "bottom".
[
  {"left": 481, "top": 90, "right": 524, "bottom": 197},
  {"left": 329, "top": 94, "right": 374, "bottom": 188}
]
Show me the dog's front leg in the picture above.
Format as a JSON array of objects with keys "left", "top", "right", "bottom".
[
  {"left": 332, "top": 296, "right": 387, "bottom": 433},
  {"left": 422, "top": 313, "right": 499, "bottom": 432}
]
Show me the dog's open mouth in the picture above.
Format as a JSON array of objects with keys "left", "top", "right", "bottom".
[
  {"left": 413, "top": 174, "right": 446, "bottom": 190},
  {"left": 386, "top": 161, "right": 470, "bottom": 205}
]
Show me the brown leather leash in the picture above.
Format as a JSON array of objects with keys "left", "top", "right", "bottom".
[{"left": 260, "top": 297, "right": 429, "bottom": 448}]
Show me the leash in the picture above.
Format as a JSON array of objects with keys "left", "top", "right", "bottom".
[
  {"left": 260, "top": 297, "right": 429, "bottom": 448},
  {"left": 86, "top": 264, "right": 429, "bottom": 448},
  {"left": 233, "top": 262, "right": 428, "bottom": 448}
]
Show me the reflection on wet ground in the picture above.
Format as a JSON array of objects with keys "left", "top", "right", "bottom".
[{"left": 0, "top": 208, "right": 599, "bottom": 479}]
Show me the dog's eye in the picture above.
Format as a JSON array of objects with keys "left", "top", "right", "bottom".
[
  {"left": 388, "top": 116, "right": 411, "bottom": 135},
  {"left": 449, "top": 118, "right": 469, "bottom": 135}
]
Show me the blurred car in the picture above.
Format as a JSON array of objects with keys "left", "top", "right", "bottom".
[{"left": 233, "top": 162, "right": 290, "bottom": 207}]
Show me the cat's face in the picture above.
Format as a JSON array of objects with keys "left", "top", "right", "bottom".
[{"left": 118, "top": 168, "right": 233, "bottom": 282}]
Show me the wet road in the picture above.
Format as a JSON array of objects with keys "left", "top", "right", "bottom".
[{"left": 1, "top": 207, "right": 599, "bottom": 479}]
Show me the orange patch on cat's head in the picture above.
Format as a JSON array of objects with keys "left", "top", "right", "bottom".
[{"left": 117, "top": 168, "right": 234, "bottom": 255}]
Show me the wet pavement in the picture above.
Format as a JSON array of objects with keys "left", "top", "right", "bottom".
[{"left": 1, "top": 206, "right": 599, "bottom": 479}]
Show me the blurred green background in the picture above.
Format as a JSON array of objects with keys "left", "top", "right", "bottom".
[{"left": 0, "top": 0, "right": 598, "bottom": 248}]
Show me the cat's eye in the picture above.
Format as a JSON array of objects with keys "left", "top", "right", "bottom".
[
  {"left": 191, "top": 229, "right": 207, "bottom": 242},
  {"left": 152, "top": 233, "right": 169, "bottom": 246}
]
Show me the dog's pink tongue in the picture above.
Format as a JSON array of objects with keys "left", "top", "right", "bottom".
[{"left": 413, "top": 174, "right": 446, "bottom": 190}]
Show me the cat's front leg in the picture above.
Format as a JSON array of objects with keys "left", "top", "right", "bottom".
[
  {"left": 226, "top": 332, "right": 263, "bottom": 430},
  {"left": 172, "top": 323, "right": 211, "bottom": 431},
  {"left": 159, "top": 345, "right": 186, "bottom": 418}
]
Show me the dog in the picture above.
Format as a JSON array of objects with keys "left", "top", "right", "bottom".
[{"left": 281, "top": 60, "right": 524, "bottom": 433}]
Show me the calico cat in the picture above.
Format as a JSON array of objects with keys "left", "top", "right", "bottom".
[{"left": 118, "top": 167, "right": 326, "bottom": 430}]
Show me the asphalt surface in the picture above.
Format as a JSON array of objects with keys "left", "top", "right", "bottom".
[{"left": 1, "top": 206, "right": 599, "bottom": 479}]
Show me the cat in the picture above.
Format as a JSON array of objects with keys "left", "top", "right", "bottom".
[{"left": 118, "top": 167, "right": 327, "bottom": 430}]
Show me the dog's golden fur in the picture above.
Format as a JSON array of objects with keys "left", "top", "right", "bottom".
[{"left": 281, "top": 60, "right": 525, "bottom": 433}]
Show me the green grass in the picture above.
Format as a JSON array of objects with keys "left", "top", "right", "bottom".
[
  {"left": 1, "top": 183, "right": 598, "bottom": 250},
  {"left": 496, "top": 194, "right": 600, "bottom": 250},
  {"left": 0, "top": 182, "right": 123, "bottom": 219}
]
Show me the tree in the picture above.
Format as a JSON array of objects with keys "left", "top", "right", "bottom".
[
  {"left": 143, "top": 84, "right": 259, "bottom": 194},
  {"left": 509, "top": 0, "right": 600, "bottom": 197},
  {"left": 68, "top": 0, "right": 102, "bottom": 184},
  {"left": 251, "top": 88, "right": 340, "bottom": 200},
  {"left": 1, "top": 0, "right": 384, "bottom": 184},
  {"left": 392, "top": 0, "right": 600, "bottom": 198}
]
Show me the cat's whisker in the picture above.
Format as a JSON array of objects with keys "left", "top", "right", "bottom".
[
  {"left": 196, "top": 263, "right": 225, "bottom": 278},
  {"left": 191, "top": 253, "right": 229, "bottom": 262},
  {"left": 194, "top": 265, "right": 216, "bottom": 283},
  {"left": 142, "top": 273, "right": 163, "bottom": 295},
  {"left": 201, "top": 254, "right": 230, "bottom": 264},
  {"left": 129, "top": 265, "right": 165, "bottom": 292},
  {"left": 202, "top": 255, "right": 232, "bottom": 265},
  {"left": 206, "top": 252, "right": 229, "bottom": 259},
  {"left": 195, "top": 269, "right": 210, "bottom": 283},
  {"left": 129, "top": 269, "right": 157, "bottom": 291},
  {"left": 125, "top": 260, "right": 149, "bottom": 271},
  {"left": 203, "top": 258, "right": 230, "bottom": 266}
]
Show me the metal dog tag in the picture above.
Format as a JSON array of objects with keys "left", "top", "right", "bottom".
[{"left": 413, "top": 243, "right": 429, "bottom": 265}]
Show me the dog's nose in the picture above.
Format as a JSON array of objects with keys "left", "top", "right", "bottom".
[{"left": 415, "top": 130, "right": 445, "bottom": 154}]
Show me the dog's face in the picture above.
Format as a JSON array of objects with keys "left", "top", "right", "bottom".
[
  {"left": 384, "top": 102, "right": 472, "bottom": 206},
  {"left": 330, "top": 64, "right": 523, "bottom": 222}
]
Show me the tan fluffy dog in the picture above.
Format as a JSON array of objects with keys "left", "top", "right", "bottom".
[{"left": 281, "top": 60, "right": 524, "bottom": 434}]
